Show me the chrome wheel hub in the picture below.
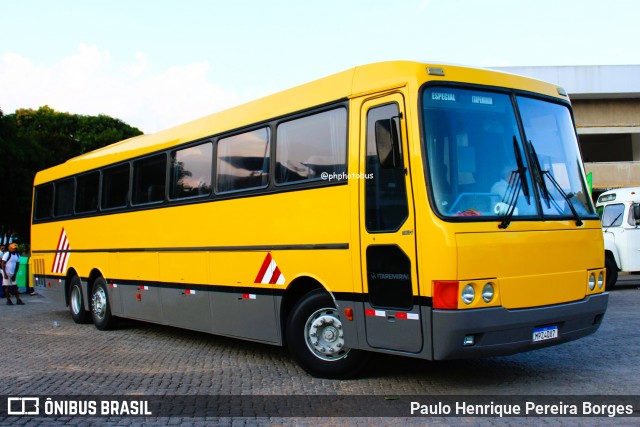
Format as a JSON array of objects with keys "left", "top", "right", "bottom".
[
  {"left": 304, "top": 308, "right": 350, "bottom": 361},
  {"left": 92, "top": 288, "right": 107, "bottom": 320}
]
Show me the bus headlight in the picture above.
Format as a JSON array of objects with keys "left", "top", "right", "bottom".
[
  {"left": 588, "top": 273, "right": 596, "bottom": 291},
  {"left": 461, "top": 284, "right": 475, "bottom": 305},
  {"left": 482, "top": 282, "right": 495, "bottom": 303},
  {"left": 597, "top": 272, "right": 604, "bottom": 289}
]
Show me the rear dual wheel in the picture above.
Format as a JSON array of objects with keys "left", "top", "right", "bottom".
[{"left": 69, "top": 275, "right": 91, "bottom": 324}]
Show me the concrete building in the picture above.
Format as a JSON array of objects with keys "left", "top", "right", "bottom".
[{"left": 494, "top": 65, "right": 640, "bottom": 196}]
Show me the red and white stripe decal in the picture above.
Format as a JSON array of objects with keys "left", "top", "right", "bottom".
[
  {"left": 110, "top": 283, "right": 118, "bottom": 288},
  {"left": 254, "top": 253, "right": 286, "bottom": 285},
  {"left": 139, "top": 285, "right": 150, "bottom": 291},
  {"left": 366, "top": 309, "right": 419, "bottom": 320},
  {"left": 51, "top": 228, "right": 71, "bottom": 274},
  {"left": 242, "top": 293, "right": 257, "bottom": 300},
  {"left": 184, "top": 289, "right": 196, "bottom": 295}
]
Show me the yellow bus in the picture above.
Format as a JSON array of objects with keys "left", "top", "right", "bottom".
[{"left": 31, "top": 61, "right": 608, "bottom": 378}]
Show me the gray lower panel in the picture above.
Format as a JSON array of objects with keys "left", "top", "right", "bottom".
[
  {"left": 363, "top": 304, "right": 423, "bottom": 353},
  {"left": 108, "top": 282, "right": 123, "bottom": 316},
  {"left": 105, "top": 283, "right": 281, "bottom": 344},
  {"left": 211, "top": 289, "right": 280, "bottom": 343},
  {"left": 34, "top": 276, "right": 66, "bottom": 307},
  {"left": 431, "top": 293, "right": 609, "bottom": 360},
  {"left": 121, "top": 284, "right": 164, "bottom": 323},
  {"left": 161, "top": 287, "right": 213, "bottom": 333},
  {"left": 347, "top": 300, "right": 433, "bottom": 359}
]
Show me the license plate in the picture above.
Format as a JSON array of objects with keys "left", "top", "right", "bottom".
[{"left": 533, "top": 326, "right": 558, "bottom": 342}]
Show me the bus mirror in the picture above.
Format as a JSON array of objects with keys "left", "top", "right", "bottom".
[
  {"left": 633, "top": 204, "right": 640, "bottom": 225},
  {"left": 375, "top": 118, "right": 403, "bottom": 169}
]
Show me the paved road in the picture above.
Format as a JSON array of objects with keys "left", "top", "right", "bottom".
[{"left": 0, "top": 278, "right": 639, "bottom": 426}]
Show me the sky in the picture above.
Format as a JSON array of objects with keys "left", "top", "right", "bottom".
[{"left": 1, "top": 0, "right": 639, "bottom": 134}]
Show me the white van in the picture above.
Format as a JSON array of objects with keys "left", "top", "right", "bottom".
[{"left": 595, "top": 187, "right": 640, "bottom": 289}]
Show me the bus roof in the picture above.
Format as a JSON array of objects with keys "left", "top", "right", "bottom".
[
  {"left": 34, "top": 60, "right": 567, "bottom": 185},
  {"left": 596, "top": 187, "right": 640, "bottom": 206}
]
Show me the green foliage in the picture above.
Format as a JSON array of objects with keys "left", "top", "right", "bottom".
[{"left": 0, "top": 105, "right": 143, "bottom": 242}]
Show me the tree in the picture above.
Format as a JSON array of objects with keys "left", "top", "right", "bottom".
[{"left": 0, "top": 105, "right": 143, "bottom": 243}]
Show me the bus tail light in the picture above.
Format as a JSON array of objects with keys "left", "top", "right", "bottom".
[{"left": 433, "top": 281, "right": 459, "bottom": 309}]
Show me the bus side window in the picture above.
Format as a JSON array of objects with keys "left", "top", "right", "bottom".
[
  {"left": 102, "top": 164, "right": 131, "bottom": 209},
  {"left": 170, "top": 142, "right": 213, "bottom": 200},
  {"left": 54, "top": 178, "right": 75, "bottom": 217},
  {"left": 133, "top": 154, "right": 166, "bottom": 205},
  {"left": 76, "top": 172, "right": 99, "bottom": 213},
  {"left": 34, "top": 183, "right": 54, "bottom": 220},
  {"left": 216, "top": 128, "right": 270, "bottom": 193},
  {"left": 275, "top": 108, "right": 347, "bottom": 184}
]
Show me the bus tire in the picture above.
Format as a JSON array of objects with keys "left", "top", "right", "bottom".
[
  {"left": 91, "top": 277, "right": 117, "bottom": 330},
  {"left": 605, "top": 255, "right": 618, "bottom": 291},
  {"left": 286, "top": 289, "right": 368, "bottom": 379},
  {"left": 69, "top": 275, "right": 91, "bottom": 324}
]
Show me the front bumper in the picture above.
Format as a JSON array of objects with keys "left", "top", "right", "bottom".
[{"left": 431, "top": 293, "right": 608, "bottom": 360}]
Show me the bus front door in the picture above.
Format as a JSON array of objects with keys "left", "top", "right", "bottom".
[{"left": 359, "top": 94, "right": 423, "bottom": 353}]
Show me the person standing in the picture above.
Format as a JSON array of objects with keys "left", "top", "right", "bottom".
[
  {"left": 2, "top": 243, "right": 24, "bottom": 305},
  {"left": 0, "top": 245, "right": 5, "bottom": 288}
]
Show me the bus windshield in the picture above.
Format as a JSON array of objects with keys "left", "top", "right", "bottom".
[{"left": 423, "top": 86, "right": 594, "bottom": 220}]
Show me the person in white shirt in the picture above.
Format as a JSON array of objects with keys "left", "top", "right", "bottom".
[{"left": 2, "top": 243, "right": 24, "bottom": 305}]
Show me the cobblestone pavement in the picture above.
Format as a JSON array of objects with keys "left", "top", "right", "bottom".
[{"left": 0, "top": 278, "right": 639, "bottom": 426}]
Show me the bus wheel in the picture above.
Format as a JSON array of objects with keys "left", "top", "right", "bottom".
[
  {"left": 91, "top": 277, "right": 117, "bottom": 330},
  {"left": 69, "top": 275, "right": 91, "bottom": 324},
  {"left": 605, "top": 255, "right": 618, "bottom": 291},
  {"left": 286, "top": 289, "right": 368, "bottom": 379}
]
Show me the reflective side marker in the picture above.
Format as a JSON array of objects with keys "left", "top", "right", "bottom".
[{"left": 344, "top": 308, "right": 354, "bottom": 321}]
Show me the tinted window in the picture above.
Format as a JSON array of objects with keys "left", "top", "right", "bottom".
[
  {"left": 102, "top": 164, "right": 130, "bottom": 209},
  {"left": 365, "top": 103, "right": 408, "bottom": 232},
  {"left": 34, "top": 184, "right": 54, "bottom": 220},
  {"left": 217, "top": 128, "right": 270, "bottom": 193},
  {"left": 170, "top": 142, "right": 213, "bottom": 199},
  {"left": 275, "top": 108, "right": 347, "bottom": 184},
  {"left": 76, "top": 172, "right": 99, "bottom": 213},
  {"left": 54, "top": 178, "right": 75, "bottom": 217},
  {"left": 133, "top": 154, "right": 166, "bottom": 205}
]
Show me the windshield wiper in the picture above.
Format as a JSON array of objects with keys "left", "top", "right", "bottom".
[
  {"left": 514, "top": 136, "right": 531, "bottom": 204},
  {"left": 498, "top": 137, "right": 530, "bottom": 229},
  {"left": 528, "top": 141, "right": 583, "bottom": 226},
  {"left": 603, "top": 212, "right": 622, "bottom": 230}
]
